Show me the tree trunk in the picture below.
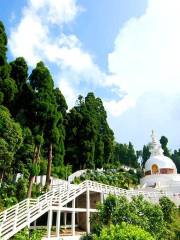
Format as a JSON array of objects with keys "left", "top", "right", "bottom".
[
  {"left": 27, "top": 145, "right": 41, "bottom": 198},
  {"left": 46, "top": 143, "right": 53, "bottom": 190},
  {"left": 27, "top": 175, "right": 35, "bottom": 198},
  {"left": 0, "top": 170, "right": 4, "bottom": 184}
]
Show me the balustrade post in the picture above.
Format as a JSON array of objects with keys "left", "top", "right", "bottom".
[
  {"left": 72, "top": 199, "right": 75, "bottom": 236},
  {"left": 64, "top": 211, "right": 67, "bottom": 229},
  {"left": 100, "top": 192, "right": 104, "bottom": 204},
  {"left": 154, "top": 192, "right": 157, "bottom": 203},
  {"left": 33, "top": 220, "right": 37, "bottom": 228},
  {"left": 56, "top": 210, "right": 61, "bottom": 237},
  {"left": 86, "top": 182, "right": 90, "bottom": 234},
  {"left": 38, "top": 200, "right": 42, "bottom": 214},
  {"left": 13, "top": 205, "right": 19, "bottom": 231},
  {"left": 3, "top": 210, "right": 7, "bottom": 222},
  {"left": 0, "top": 210, "right": 7, "bottom": 236},
  {"left": 26, "top": 199, "right": 31, "bottom": 228},
  {"left": 47, "top": 210, "right": 53, "bottom": 239}
]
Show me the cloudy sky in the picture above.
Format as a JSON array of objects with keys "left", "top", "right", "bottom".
[{"left": 1, "top": 0, "right": 180, "bottom": 151}]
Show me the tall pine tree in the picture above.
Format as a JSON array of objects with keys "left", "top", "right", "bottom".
[{"left": 0, "top": 21, "right": 17, "bottom": 107}]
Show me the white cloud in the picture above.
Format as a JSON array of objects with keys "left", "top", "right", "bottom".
[
  {"left": 9, "top": 0, "right": 110, "bottom": 105},
  {"left": 58, "top": 78, "right": 77, "bottom": 107},
  {"left": 29, "top": 0, "right": 81, "bottom": 25},
  {"left": 108, "top": 0, "right": 180, "bottom": 101},
  {"left": 108, "top": 91, "right": 180, "bottom": 149},
  {"left": 106, "top": 0, "right": 180, "bottom": 148},
  {"left": 104, "top": 95, "right": 136, "bottom": 117},
  {"left": 9, "top": 9, "right": 47, "bottom": 65},
  {"left": 10, "top": 0, "right": 180, "bottom": 127},
  {"left": 9, "top": 0, "right": 81, "bottom": 66}
]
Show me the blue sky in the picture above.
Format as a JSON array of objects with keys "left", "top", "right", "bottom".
[{"left": 1, "top": 0, "right": 180, "bottom": 151}]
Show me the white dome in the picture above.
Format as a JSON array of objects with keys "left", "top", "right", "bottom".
[
  {"left": 145, "top": 155, "right": 177, "bottom": 172},
  {"left": 144, "top": 131, "right": 177, "bottom": 174}
]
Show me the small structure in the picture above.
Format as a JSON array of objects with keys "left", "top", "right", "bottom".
[{"left": 141, "top": 131, "right": 180, "bottom": 191}]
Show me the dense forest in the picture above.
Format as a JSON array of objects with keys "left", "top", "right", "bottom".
[{"left": 0, "top": 19, "right": 180, "bottom": 208}]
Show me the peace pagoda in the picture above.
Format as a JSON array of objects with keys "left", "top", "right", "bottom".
[{"left": 140, "top": 131, "right": 180, "bottom": 192}]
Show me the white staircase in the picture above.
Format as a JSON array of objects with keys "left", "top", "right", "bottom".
[{"left": 0, "top": 180, "right": 180, "bottom": 240}]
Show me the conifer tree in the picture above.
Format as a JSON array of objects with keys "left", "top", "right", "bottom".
[
  {"left": 65, "top": 93, "right": 114, "bottom": 170},
  {"left": 52, "top": 88, "right": 68, "bottom": 177},
  {"left": 142, "top": 145, "right": 151, "bottom": 168},
  {"left": 29, "top": 61, "right": 62, "bottom": 191},
  {"left": 0, "top": 21, "right": 17, "bottom": 107},
  {"left": 160, "top": 136, "right": 171, "bottom": 157},
  {"left": 112, "top": 143, "right": 129, "bottom": 165},
  {"left": 28, "top": 61, "right": 56, "bottom": 196},
  {"left": 172, "top": 150, "right": 180, "bottom": 173},
  {"left": 127, "top": 142, "right": 138, "bottom": 167},
  {"left": 10, "top": 57, "right": 28, "bottom": 91},
  {"left": 9, "top": 57, "right": 29, "bottom": 116}
]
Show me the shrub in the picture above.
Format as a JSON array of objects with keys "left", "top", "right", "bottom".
[
  {"left": 94, "top": 223, "right": 155, "bottom": 240},
  {"left": 159, "top": 196, "right": 176, "bottom": 223},
  {"left": 92, "top": 195, "right": 165, "bottom": 239},
  {"left": 11, "top": 227, "right": 46, "bottom": 240}
]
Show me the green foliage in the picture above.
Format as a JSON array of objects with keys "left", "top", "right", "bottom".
[
  {"left": 112, "top": 142, "right": 139, "bottom": 168},
  {"left": 0, "top": 105, "right": 22, "bottom": 181},
  {"left": 10, "top": 57, "right": 28, "bottom": 91},
  {"left": 13, "top": 127, "right": 33, "bottom": 175},
  {"left": 16, "top": 178, "right": 29, "bottom": 201},
  {"left": 29, "top": 163, "right": 40, "bottom": 176},
  {"left": 167, "top": 209, "right": 180, "bottom": 240},
  {"left": 172, "top": 150, "right": 180, "bottom": 173},
  {"left": 159, "top": 196, "right": 176, "bottom": 223},
  {"left": 94, "top": 223, "right": 155, "bottom": 240},
  {"left": 0, "top": 21, "right": 8, "bottom": 67},
  {"left": 91, "top": 195, "right": 165, "bottom": 239},
  {"left": 0, "top": 21, "right": 18, "bottom": 107},
  {"left": 81, "top": 233, "right": 96, "bottom": 240},
  {"left": 65, "top": 93, "right": 114, "bottom": 171},
  {"left": 0, "top": 181, "right": 18, "bottom": 208},
  {"left": 160, "top": 136, "right": 171, "bottom": 157},
  {"left": 0, "top": 78, "right": 17, "bottom": 106},
  {"left": 52, "top": 164, "right": 72, "bottom": 179},
  {"left": 91, "top": 195, "right": 180, "bottom": 239},
  {"left": 142, "top": 145, "right": 151, "bottom": 167},
  {"left": 31, "top": 183, "right": 42, "bottom": 198},
  {"left": 11, "top": 227, "right": 46, "bottom": 240},
  {"left": 75, "top": 168, "right": 139, "bottom": 189}
]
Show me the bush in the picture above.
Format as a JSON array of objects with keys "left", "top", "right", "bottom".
[
  {"left": 92, "top": 195, "right": 165, "bottom": 239},
  {"left": 16, "top": 178, "right": 28, "bottom": 201},
  {"left": 94, "top": 223, "right": 155, "bottom": 240},
  {"left": 81, "top": 233, "right": 96, "bottom": 240},
  {"left": 11, "top": 227, "right": 46, "bottom": 240},
  {"left": 73, "top": 169, "right": 139, "bottom": 189},
  {"left": 159, "top": 196, "right": 176, "bottom": 223}
]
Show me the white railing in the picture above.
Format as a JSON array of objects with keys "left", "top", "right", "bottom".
[{"left": 0, "top": 180, "right": 180, "bottom": 239}]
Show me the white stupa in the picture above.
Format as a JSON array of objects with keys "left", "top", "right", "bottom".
[{"left": 140, "top": 131, "right": 180, "bottom": 192}]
